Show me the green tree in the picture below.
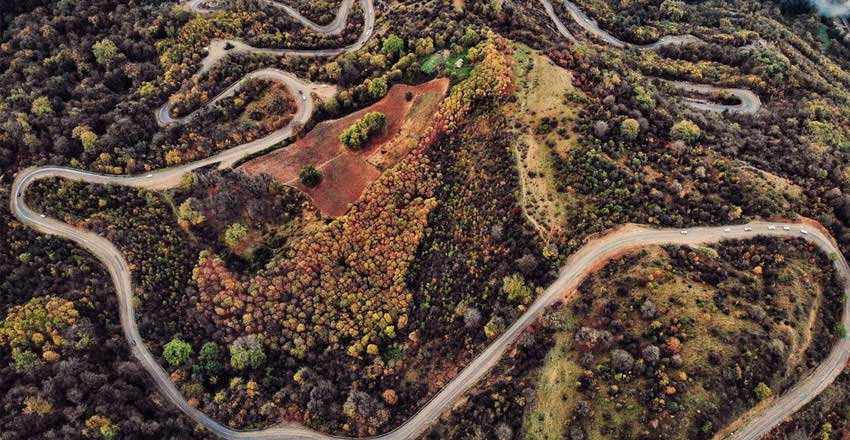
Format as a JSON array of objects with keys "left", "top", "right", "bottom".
[
  {"left": 670, "top": 119, "right": 701, "bottom": 144},
  {"left": 620, "top": 118, "right": 640, "bottom": 141},
  {"left": 230, "top": 335, "right": 266, "bottom": 369},
  {"left": 196, "top": 341, "right": 222, "bottom": 374},
  {"left": 461, "top": 27, "right": 480, "bottom": 47},
  {"left": 12, "top": 348, "right": 43, "bottom": 373},
  {"left": 300, "top": 166, "right": 322, "bottom": 187},
  {"left": 224, "top": 223, "right": 248, "bottom": 246},
  {"left": 340, "top": 111, "right": 386, "bottom": 149},
  {"left": 660, "top": 0, "right": 686, "bottom": 21},
  {"left": 367, "top": 77, "right": 388, "bottom": 99},
  {"left": 381, "top": 34, "right": 404, "bottom": 56},
  {"left": 163, "top": 338, "right": 193, "bottom": 367},
  {"left": 415, "top": 37, "right": 435, "bottom": 56},
  {"left": 754, "top": 382, "right": 772, "bottom": 401},
  {"left": 73, "top": 125, "right": 98, "bottom": 152},
  {"left": 502, "top": 274, "right": 532, "bottom": 304},
  {"left": 31, "top": 96, "right": 52, "bottom": 116},
  {"left": 92, "top": 38, "right": 119, "bottom": 66}
]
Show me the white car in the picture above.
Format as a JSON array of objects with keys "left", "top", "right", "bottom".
[
  {"left": 801, "top": 229, "right": 808, "bottom": 235},
  {"left": 39, "top": 214, "right": 46, "bottom": 218},
  {"left": 146, "top": 174, "right": 153, "bottom": 178},
  {"left": 768, "top": 225, "right": 776, "bottom": 230},
  {"left": 744, "top": 227, "right": 753, "bottom": 231},
  {"left": 723, "top": 228, "right": 730, "bottom": 232},
  {"left": 680, "top": 230, "right": 688, "bottom": 235},
  {"left": 783, "top": 226, "right": 790, "bottom": 231}
]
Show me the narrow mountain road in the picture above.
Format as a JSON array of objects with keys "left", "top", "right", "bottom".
[
  {"left": 541, "top": 3, "right": 849, "bottom": 438},
  {"left": 552, "top": 0, "right": 762, "bottom": 114},
  {"left": 6, "top": 1, "right": 845, "bottom": 439},
  {"left": 11, "top": 165, "right": 849, "bottom": 440},
  {"left": 157, "top": 0, "right": 375, "bottom": 127}
]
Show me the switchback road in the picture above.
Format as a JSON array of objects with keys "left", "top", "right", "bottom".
[
  {"left": 156, "top": 0, "right": 375, "bottom": 127},
  {"left": 6, "top": 1, "right": 845, "bottom": 439},
  {"left": 551, "top": 0, "right": 762, "bottom": 114}
]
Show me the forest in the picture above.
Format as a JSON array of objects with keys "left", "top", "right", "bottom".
[{"left": 3, "top": 0, "right": 850, "bottom": 438}]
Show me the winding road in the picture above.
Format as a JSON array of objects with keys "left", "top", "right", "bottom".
[
  {"left": 540, "top": 3, "right": 850, "bottom": 438},
  {"left": 6, "top": 1, "right": 846, "bottom": 439},
  {"left": 547, "top": 0, "right": 762, "bottom": 114},
  {"left": 156, "top": 0, "right": 374, "bottom": 126},
  {"left": 11, "top": 165, "right": 850, "bottom": 440}
]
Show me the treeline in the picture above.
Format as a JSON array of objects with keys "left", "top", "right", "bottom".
[{"left": 339, "top": 111, "right": 386, "bottom": 148}]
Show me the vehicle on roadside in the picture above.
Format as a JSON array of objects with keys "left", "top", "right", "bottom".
[
  {"left": 744, "top": 227, "right": 753, "bottom": 231},
  {"left": 680, "top": 230, "right": 688, "bottom": 235},
  {"left": 801, "top": 229, "right": 809, "bottom": 235},
  {"left": 783, "top": 226, "right": 791, "bottom": 230},
  {"left": 768, "top": 225, "right": 776, "bottom": 230},
  {"left": 723, "top": 228, "right": 730, "bottom": 232},
  {"left": 39, "top": 214, "right": 45, "bottom": 218}
]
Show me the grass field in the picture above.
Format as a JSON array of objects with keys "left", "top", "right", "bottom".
[{"left": 509, "top": 43, "right": 585, "bottom": 244}]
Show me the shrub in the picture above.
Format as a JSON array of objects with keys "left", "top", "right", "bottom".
[
  {"left": 300, "top": 166, "right": 322, "bottom": 187},
  {"left": 754, "top": 382, "right": 773, "bottom": 401},
  {"left": 836, "top": 323, "right": 847, "bottom": 339}
]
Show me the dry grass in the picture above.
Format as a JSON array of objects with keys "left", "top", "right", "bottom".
[
  {"left": 523, "top": 245, "right": 828, "bottom": 440},
  {"left": 510, "top": 44, "right": 585, "bottom": 242}
]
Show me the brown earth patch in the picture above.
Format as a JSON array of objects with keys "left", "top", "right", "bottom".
[
  {"left": 239, "top": 78, "right": 449, "bottom": 217},
  {"left": 291, "top": 154, "right": 381, "bottom": 216}
]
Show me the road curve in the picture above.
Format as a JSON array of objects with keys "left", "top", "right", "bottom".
[
  {"left": 157, "top": 0, "right": 375, "bottom": 127},
  {"left": 552, "top": 0, "right": 762, "bottom": 114},
  {"left": 6, "top": 2, "right": 842, "bottom": 440},
  {"left": 10, "top": 163, "right": 850, "bottom": 440},
  {"left": 185, "top": 0, "right": 355, "bottom": 35}
]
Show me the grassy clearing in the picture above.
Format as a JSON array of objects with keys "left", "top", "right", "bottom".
[
  {"left": 524, "top": 310, "right": 579, "bottom": 440},
  {"left": 522, "top": 242, "right": 833, "bottom": 440},
  {"left": 510, "top": 43, "right": 584, "bottom": 242}
]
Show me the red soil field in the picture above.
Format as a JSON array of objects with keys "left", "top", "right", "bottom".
[{"left": 239, "top": 78, "right": 449, "bottom": 217}]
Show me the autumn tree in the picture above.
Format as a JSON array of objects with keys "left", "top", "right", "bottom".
[{"left": 670, "top": 119, "right": 701, "bottom": 144}]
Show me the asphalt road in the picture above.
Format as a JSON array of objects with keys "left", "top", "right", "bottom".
[
  {"left": 157, "top": 0, "right": 375, "bottom": 127},
  {"left": 186, "top": 0, "right": 355, "bottom": 35},
  {"left": 543, "top": 5, "right": 850, "bottom": 438},
  {"left": 556, "top": 0, "right": 762, "bottom": 114},
  {"left": 6, "top": 1, "right": 845, "bottom": 439},
  {"left": 10, "top": 167, "right": 849, "bottom": 440}
]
